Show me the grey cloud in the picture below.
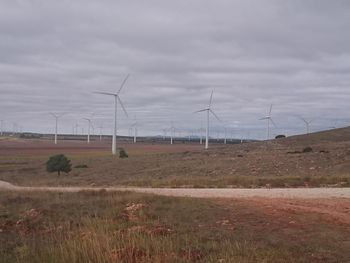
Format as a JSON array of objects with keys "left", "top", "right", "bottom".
[{"left": 0, "top": 0, "right": 350, "bottom": 139}]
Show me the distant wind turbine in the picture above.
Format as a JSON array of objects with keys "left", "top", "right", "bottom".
[
  {"left": 131, "top": 117, "right": 138, "bottom": 143},
  {"left": 94, "top": 74, "right": 129, "bottom": 155},
  {"left": 50, "top": 112, "right": 65, "bottom": 144},
  {"left": 83, "top": 117, "right": 93, "bottom": 144},
  {"left": 162, "top": 129, "right": 167, "bottom": 140},
  {"left": 199, "top": 121, "right": 204, "bottom": 144},
  {"left": 259, "top": 104, "right": 276, "bottom": 140},
  {"left": 98, "top": 124, "right": 104, "bottom": 141},
  {"left": 300, "top": 117, "right": 313, "bottom": 134},
  {"left": 194, "top": 91, "right": 221, "bottom": 149},
  {"left": 169, "top": 122, "right": 176, "bottom": 145},
  {"left": 74, "top": 123, "right": 80, "bottom": 135}
]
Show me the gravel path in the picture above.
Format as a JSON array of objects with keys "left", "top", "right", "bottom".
[{"left": 0, "top": 180, "right": 349, "bottom": 199}]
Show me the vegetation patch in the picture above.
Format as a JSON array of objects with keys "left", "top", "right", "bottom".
[
  {"left": 0, "top": 191, "right": 349, "bottom": 263},
  {"left": 46, "top": 154, "right": 72, "bottom": 176},
  {"left": 119, "top": 148, "right": 129, "bottom": 158}
]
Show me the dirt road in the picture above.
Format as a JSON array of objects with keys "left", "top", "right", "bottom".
[{"left": 1, "top": 180, "right": 349, "bottom": 199}]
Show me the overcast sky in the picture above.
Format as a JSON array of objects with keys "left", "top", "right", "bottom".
[{"left": 1, "top": 0, "right": 349, "bottom": 139}]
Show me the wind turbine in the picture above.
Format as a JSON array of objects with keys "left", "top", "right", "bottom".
[
  {"left": 169, "top": 122, "right": 176, "bottom": 145},
  {"left": 224, "top": 126, "right": 227, "bottom": 144},
  {"left": 259, "top": 104, "right": 276, "bottom": 140},
  {"left": 94, "top": 74, "right": 129, "bottom": 155},
  {"left": 199, "top": 121, "right": 204, "bottom": 144},
  {"left": 300, "top": 117, "right": 313, "bottom": 134},
  {"left": 98, "top": 124, "right": 104, "bottom": 141},
  {"left": 50, "top": 112, "right": 65, "bottom": 145},
  {"left": 162, "top": 129, "right": 167, "bottom": 140},
  {"left": 74, "top": 122, "right": 80, "bottom": 135},
  {"left": 194, "top": 90, "right": 221, "bottom": 149},
  {"left": 83, "top": 118, "right": 93, "bottom": 144},
  {"left": 131, "top": 117, "right": 138, "bottom": 143}
]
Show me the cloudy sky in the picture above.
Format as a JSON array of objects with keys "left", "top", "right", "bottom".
[{"left": 1, "top": 0, "right": 350, "bottom": 139}]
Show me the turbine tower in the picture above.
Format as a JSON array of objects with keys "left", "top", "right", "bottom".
[
  {"left": 169, "top": 122, "right": 175, "bottom": 145},
  {"left": 224, "top": 126, "right": 227, "bottom": 144},
  {"left": 74, "top": 122, "right": 79, "bottom": 136},
  {"left": 259, "top": 104, "right": 276, "bottom": 140},
  {"left": 131, "top": 117, "right": 138, "bottom": 143},
  {"left": 199, "top": 121, "right": 204, "bottom": 144},
  {"left": 98, "top": 124, "right": 104, "bottom": 141},
  {"left": 162, "top": 129, "right": 167, "bottom": 140},
  {"left": 83, "top": 118, "right": 93, "bottom": 144},
  {"left": 94, "top": 74, "right": 129, "bottom": 155},
  {"left": 50, "top": 113, "right": 64, "bottom": 145},
  {"left": 194, "top": 91, "right": 221, "bottom": 149}
]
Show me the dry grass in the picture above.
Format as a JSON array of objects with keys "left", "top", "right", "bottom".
[{"left": 1, "top": 191, "right": 349, "bottom": 262}]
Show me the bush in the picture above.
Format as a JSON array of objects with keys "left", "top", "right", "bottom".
[
  {"left": 275, "top": 134, "right": 286, "bottom": 139},
  {"left": 302, "top": 146, "right": 313, "bottom": 153},
  {"left": 46, "top": 154, "right": 72, "bottom": 176},
  {"left": 119, "top": 148, "right": 128, "bottom": 158}
]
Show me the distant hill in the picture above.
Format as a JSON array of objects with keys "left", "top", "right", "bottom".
[{"left": 278, "top": 126, "right": 350, "bottom": 146}]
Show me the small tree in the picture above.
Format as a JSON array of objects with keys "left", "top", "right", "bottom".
[{"left": 46, "top": 154, "right": 72, "bottom": 176}]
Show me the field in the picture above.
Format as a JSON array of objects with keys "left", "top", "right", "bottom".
[
  {"left": 1, "top": 128, "right": 350, "bottom": 262},
  {"left": 0, "top": 127, "right": 350, "bottom": 188},
  {"left": 1, "top": 191, "right": 349, "bottom": 263}
]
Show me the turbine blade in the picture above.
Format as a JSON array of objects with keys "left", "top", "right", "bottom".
[
  {"left": 117, "top": 74, "right": 130, "bottom": 94},
  {"left": 269, "top": 104, "right": 273, "bottom": 115},
  {"left": 259, "top": 117, "right": 269, "bottom": 120},
  {"left": 194, "top": 109, "right": 208, "bottom": 113},
  {"left": 299, "top": 116, "right": 308, "bottom": 124},
  {"left": 94, "top": 91, "right": 117, "bottom": 96},
  {"left": 270, "top": 118, "right": 277, "bottom": 127},
  {"left": 208, "top": 90, "right": 214, "bottom": 108},
  {"left": 210, "top": 109, "right": 221, "bottom": 122},
  {"left": 57, "top": 112, "right": 66, "bottom": 118},
  {"left": 117, "top": 96, "right": 128, "bottom": 118}
]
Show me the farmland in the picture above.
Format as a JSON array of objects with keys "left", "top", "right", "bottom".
[{"left": 0, "top": 127, "right": 350, "bottom": 262}]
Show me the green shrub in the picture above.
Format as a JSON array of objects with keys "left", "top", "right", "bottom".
[
  {"left": 119, "top": 148, "right": 128, "bottom": 158},
  {"left": 302, "top": 146, "right": 313, "bottom": 153},
  {"left": 46, "top": 154, "right": 72, "bottom": 176}
]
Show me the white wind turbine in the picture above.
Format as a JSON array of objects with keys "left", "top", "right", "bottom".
[
  {"left": 224, "top": 126, "right": 227, "bottom": 144},
  {"left": 199, "top": 121, "right": 204, "bottom": 144},
  {"left": 83, "top": 117, "right": 93, "bottom": 144},
  {"left": 131, "top": 117, "right": 138, "bottom": 143},
  {"left": 98, "top": 124, "right": 104, "bottom": 141},
  {"left": 169, "top": 122, "right": 176, "bottom": 145},
  {"left": 94, "top": 74, "right": 129, "bottom": 155},
  {"left": 50, "top": 112, "right": 65, "bottom": 145},
  {"left": 259, "top": 104, "right": 276, "bottom": 140},
  {"left": 194, "top": 91, "right": 221, "bottom": 149},
  {"left": 162, "top": 128, "right": 167, "bottom": 140},
  {"left": 300, "top": 117, "right": 313, "bottom": 134}
]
